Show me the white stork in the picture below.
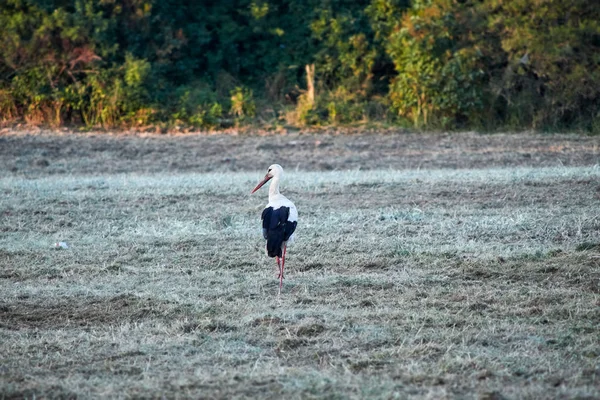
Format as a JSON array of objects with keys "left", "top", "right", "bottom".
[{"left": 251, "top": 164, "right": 298, "bottom": 293}]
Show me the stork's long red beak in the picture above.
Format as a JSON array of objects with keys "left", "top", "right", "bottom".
[{"left": 251, "top": 174, "right": 272, "bottom": 194}]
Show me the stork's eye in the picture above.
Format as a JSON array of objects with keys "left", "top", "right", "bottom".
[{"left": 268, "top": 168, "right": 272, "bottom": 172}]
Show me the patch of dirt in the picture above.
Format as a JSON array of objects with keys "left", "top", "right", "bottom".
[
  {"left": 0, "top": 294, "right": 187, "bottom": 330},
  {"left": 361, "top": 261, "right": 387, "bottom": 270},
  {"left": 277, "top": 338, "right": 309, "bottom": 350},
  {"left": 357, "top": 299, "right": 376, "bottom": 308},
  {"left": 1, "top": 386, "right": 78, "bottom": 400},
  {"left": 251, "top": 316, "right": 283, "bottom": 326},
  {"left": 296, "top": 323, "right": 326, "bottom": 337},
  {"left": 349, "top": 359, "right": 389, "bottom": 372},
  {"left": 297, "top": 262, "right": 323, "bottom": 272},
  {"left": 201, "top": 320, "right": 238, "bottom": 332},
  {"left": 286, "top": 176, "right": 600, "bottom": 218},
  {"left": 1, "top": 130, "right": 598, "bottom": 176}
]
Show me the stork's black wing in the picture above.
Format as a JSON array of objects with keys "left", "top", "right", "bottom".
[{"left": 261, "top": 206, "right": 297, "bottom": 257}]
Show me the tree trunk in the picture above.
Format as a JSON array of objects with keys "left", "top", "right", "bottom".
[{"left": 305, "top": 64, "right": 315, "bottom": 106}]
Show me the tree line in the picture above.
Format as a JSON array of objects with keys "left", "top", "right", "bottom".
[{"left": 1, "top": 0, "right": 599, "bottom": 132}]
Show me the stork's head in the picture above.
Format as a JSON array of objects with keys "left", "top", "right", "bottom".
[{"left": 251, "top": 164, "right": 283, "bottom": 194}]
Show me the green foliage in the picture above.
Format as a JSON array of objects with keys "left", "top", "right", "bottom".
[
  {"left": 483, "top": 0, "right": 600, "bottom": 131},
  {"left": 287, "top": 92, "right": 318, "bottom": 127},
  {"left": 0, "top": 0, "right": 598, "bottom": 132},
  {"left": 311, "top": 5, "right": 376, "bottom": 94},
  {"left": 386, "top": 0, "right": 485, "bottom": 128},
  {"left": 230, "top": 87, "right": 256, "bottom": 120},
  {"left": 322, "top": 87, "right": 367, "bottom": 124},
  {"left": 170, "top": 84, "right": 223, "bottom": 129},
  {"left": 0, "top": 90, "right": 17, "bottom": 122}
]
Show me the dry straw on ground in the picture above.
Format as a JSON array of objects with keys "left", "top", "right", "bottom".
[{"left": 1, "top": 131, "right": 599, "bottom": 399}]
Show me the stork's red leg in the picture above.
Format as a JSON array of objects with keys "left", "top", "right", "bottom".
[
  {"left": 277, "top": 245, "right": 287, "bottom": 294},
  {"left": 274, "top": 254, "right": 281, "bottom": 294},
  {"left": 281, "top": 244, "right": 287, "bottom": 280}
]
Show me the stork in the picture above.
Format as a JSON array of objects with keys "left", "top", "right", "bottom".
[{"left": 251, "top": 164, "right": 298, "bottom": 293}]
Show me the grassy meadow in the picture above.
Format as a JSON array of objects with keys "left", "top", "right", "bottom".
[{"left": 1, "top": 132, "right": 599, "bottom": 399}]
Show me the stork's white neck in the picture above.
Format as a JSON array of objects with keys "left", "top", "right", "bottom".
[{"left": 268, "top": 176, "right": 281, "bottom": 201}]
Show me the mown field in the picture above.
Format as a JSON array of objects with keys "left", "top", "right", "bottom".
[{"left": 1, "top": 131, "right": 599, "bottom": 399}]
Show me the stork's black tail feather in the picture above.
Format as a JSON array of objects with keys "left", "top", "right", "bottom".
[
  {"left": 262, "top": 206, "right": 297, "bottom": 258},
  {"left": 267, "top": 229, "right": 285, "bottom": 257}
]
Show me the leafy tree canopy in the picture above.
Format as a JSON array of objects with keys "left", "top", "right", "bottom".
[{"left": 0, "top": 0, "right": 598, "bottom": 132}]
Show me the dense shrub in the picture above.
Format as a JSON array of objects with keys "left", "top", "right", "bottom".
[
  {"left": 386, "top": 0, "right": 485, "bottom": 128},
  {"left": 483, "top": 0, "right": 600, "bottom": 131},
  {"left": 0, "top": 0, "right": 598, "bottom": 132}
]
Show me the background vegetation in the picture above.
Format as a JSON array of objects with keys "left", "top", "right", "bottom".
[{"left": 1, "top": 0, "right": 599, "bottom": 132}]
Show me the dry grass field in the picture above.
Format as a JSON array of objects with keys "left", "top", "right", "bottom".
[{"left": 1, "top": 131, "right": 599, "bottom": 399}]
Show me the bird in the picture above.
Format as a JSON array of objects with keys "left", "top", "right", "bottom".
[{"left": 251, "top": 164, "right": 298, "bottom": 293}]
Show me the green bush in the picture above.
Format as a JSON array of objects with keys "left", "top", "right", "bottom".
[
  {"left": 483, "top": 0, "right": 600, "bottom": 131},
  {"left": 230, "top": 87, "right": 256, "bottom": 121},
  {"left": 170, "top": 84, "right": 223, "bottom": 129},
  {"left": 386, "top": 0, "right": 485, "bottom": 128},
  {"left": 0, "top": 0, "right": 598, "bottom": 132}
]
